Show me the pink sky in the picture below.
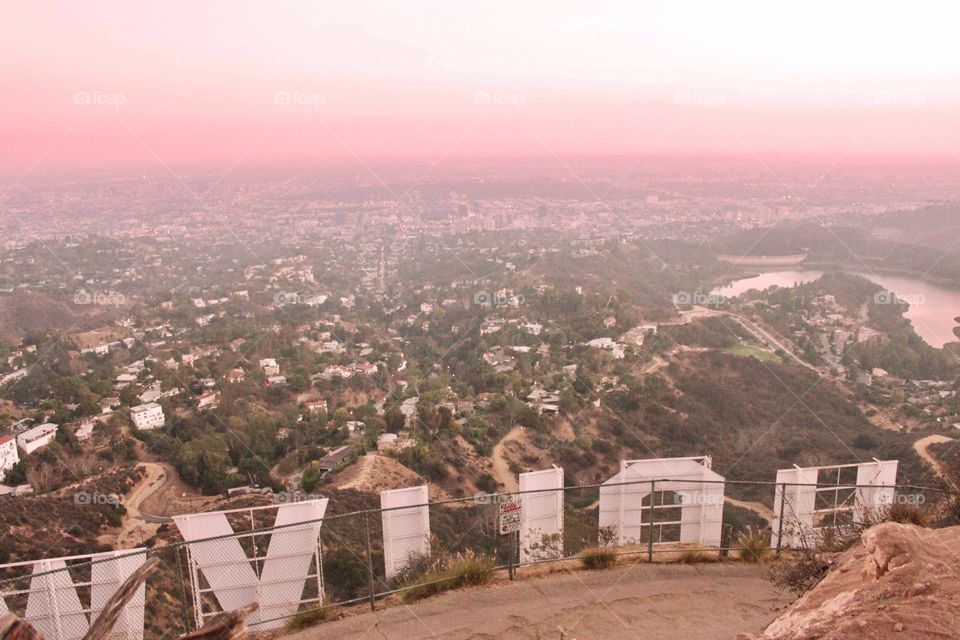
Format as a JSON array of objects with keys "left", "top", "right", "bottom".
[{"left": 2, "top": 0, "right": 959, "bottom": 172}]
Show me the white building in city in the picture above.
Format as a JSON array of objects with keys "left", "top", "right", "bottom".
[
  {"left": 131, "top": 403, "right": 166, "bottom": 430},
  {"left": 15, "top": 423, "right": 57, "bottom": 455},
  {"left": 0, "top": 435, "right": 19, "bottom": 481}
]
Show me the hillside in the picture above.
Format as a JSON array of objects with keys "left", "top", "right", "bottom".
[{"left": 750, "top": 522, "right": 960, "bottom": 640}]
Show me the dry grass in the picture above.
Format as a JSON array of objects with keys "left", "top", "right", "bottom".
[
  {"left": 737, "top": 526, "right": 772, "bottom": 563},
  {"left": 400, "top": 551, "right": 495, "bottom": 602},
  {"left": 285, "top": 606, "right": 326, "bottom": 630},
  {"left": 579, "top": 547, "right": 617, "bottom": 570}
]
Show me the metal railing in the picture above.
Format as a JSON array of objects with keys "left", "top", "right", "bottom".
[{"left": 0, "top": 479, "right": 949, "bottom": 639}]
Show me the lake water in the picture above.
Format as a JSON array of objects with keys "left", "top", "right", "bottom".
[{"left": 713, "top": 270, "right": 960, "bottom": 348}]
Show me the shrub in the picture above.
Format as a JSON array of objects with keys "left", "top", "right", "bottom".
[
  {"left": 885, "top": 502, "right": 931, "bottom": 527},
  {"left": 401, "top": 551, "right": 494, "bottom": 602},
  {"left": 579, "top": 547, "right": 617, "bottom": 570},
  {"left": 769, "top": 552, "right": 831, "bottom": 595},
  {"left": 737, "top": 526, "right": 772, "bottom": 562},
  {"left": 285, "top": 606, "right": 326, "bottom": 631}
]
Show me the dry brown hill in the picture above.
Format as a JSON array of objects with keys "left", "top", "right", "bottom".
[{"left": 747, "top": 522, "right": 960, "bottom": 640}]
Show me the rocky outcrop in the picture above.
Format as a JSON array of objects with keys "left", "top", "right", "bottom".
[{"left": 748, "top": 523, "right": 960, "bottom": 639}]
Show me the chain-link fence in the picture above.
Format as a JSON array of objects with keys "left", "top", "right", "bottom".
[{"left": 0, "top": 479, "right": 949, "bottom": 639}]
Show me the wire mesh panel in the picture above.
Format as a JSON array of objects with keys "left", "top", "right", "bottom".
[
  {"left": 172, "top": 499, "right": 328, "bottom": 631},
  {"left": 772, "top": 461, "right": 899, "bottom": 549},
  {"left": 0, "top": 549, "right": 148, "bottom": 640},
  {"left": 380, "top": 486, "right": 430, "bottom": 581},
  {"left": 854, "top": 460, "right": 899, "bottom": 524},
  {"left": 518, "top": 468, "right": 564, "bottom": 563}
]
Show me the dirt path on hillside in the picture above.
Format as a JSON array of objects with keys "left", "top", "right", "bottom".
[
  {"left": 725, "top": 496, "right": 775, "bottom": 522},
  {"left": 913, "top": 434, "right": 954, "bottom": 477},
  {"left": 491, "top": 426, "right": 524, "bottom": 493},
  {"left": 285, "top": 563, "right": 790, "bottom": 640},
  {"left": 115, "top": 462, "right": 167, "bottom": 549}
]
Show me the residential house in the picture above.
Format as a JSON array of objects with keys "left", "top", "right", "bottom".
[
  {"left": 16, "top": 423, "right": 57, "bottom": 455},
  {"left": 131, "top": 403, "right": 166, "bottom": 430},
  {"left": 318, "top": 445, "right": 353, "bottom": 471},
  {"left": 197, "top": 391, "right": 221, "bottom": 411},
  {"left": 74, "top": 419, "right": 95, "bottom": 441},
  {"left": 259, "top": 358, "right": 280, "bottom": 377},
  {"left": 306, "top": 399, "right": 328, "bottom": 413},
  {"left": 0, "top": 435, "right": 19, "bottom": 481}
]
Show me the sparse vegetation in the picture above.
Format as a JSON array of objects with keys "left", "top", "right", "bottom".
[
  {"left": 285, "top": 606, "right": 326, "bottom": 630},
  {"left": 400, "top": 551, "right": 495, "bottom": 602},
  {"left": 769, "top": 551, "right": 832, "bottom": 596},
  {"left": 736, "top": 526, "right": 772, "bottom": 563},
  {"left": 579, "top": 546, "right": 617, "bottom": 570},
  {"left": 676, "top": 549, "right": 716, "bottom": 564}
]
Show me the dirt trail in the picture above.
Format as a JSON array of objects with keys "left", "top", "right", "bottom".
[
  {"left": 491, "top": 426, "right": 524, "bottom": 493},
  {"left": 285, "top": 563, "right": 789, "bottom": 640},
  {"left": 913, "top": 434, "right": 954, "bottom": 477},
  {"left": 725, "top": 496, "right": 775, "bottom": 522},
  {"left": 115, "top": 462, "right": 167, "bottom": 549}
]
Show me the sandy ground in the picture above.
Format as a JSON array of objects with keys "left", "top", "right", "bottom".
[{"left": 287, "top": 563, "right": 789, "bottom": 640}]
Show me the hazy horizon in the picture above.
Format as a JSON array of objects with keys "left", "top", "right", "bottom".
[{"left": 3, "top": 0, "right": 960, "bottom": 172}]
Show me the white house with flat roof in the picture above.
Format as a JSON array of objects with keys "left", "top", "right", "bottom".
[
  {"left": 16, "top": 423, "right": 57, "bottom": 455},
  {"left": 131, "top": 403, "right": 165, "bottom": 430},
  {"left": 0, "top": 435, "right": 19, "bottom": 481}
]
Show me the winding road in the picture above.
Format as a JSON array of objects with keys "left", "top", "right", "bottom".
[
  {"left": 115, "top": 462, "right": 170, "bottom": 549},
  {"left": 913, "top": 434, "right": 954, "bottom": 478}
]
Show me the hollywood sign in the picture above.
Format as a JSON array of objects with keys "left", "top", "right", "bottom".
[
  {"left": 1, "top": 456, "right": 900, "bottom": 639},
  {"left": 599, "top": 456, "right": 725, "bottom": 548},
  {"left": 0, "top": 549, "right": 147, "bottom": 640},
  {"left": 771, "top": 459, "right": 898, "bottom": 548},
  {"left": 172, "top": 499, "right": 329, "bottom": 631}
]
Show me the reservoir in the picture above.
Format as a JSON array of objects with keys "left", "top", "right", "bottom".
[{"left": 713, "top": 270, "right": 960, "bottom": 348}]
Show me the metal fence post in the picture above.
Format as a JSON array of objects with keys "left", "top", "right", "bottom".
[
  {"left": 363, "top": 511, "right": 376, "bottom": 611},
  {"left": 508, "top": 530, "right": 515, "bottom": 580},
  {"left": 174, "top": 545, "right": 193, "bottom": 634},
  {"left": 647, "top": 480, "right": 656, "bottom": 563},
  {"left": 775, "top": 482, "right": 787, "bottom": 557}
]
